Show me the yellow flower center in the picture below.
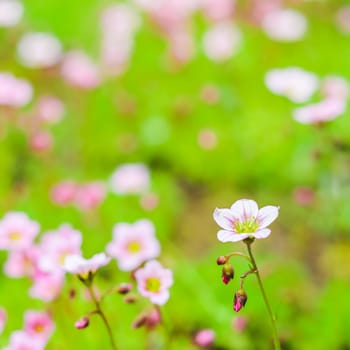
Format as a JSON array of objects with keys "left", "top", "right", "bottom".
[
  {"left": 127, "top": 241, "right": 141, "bottom": 253},
  {"left": 234, "top": 217, "right": 259, "bottom": 233},
  {"left": 145, "top": 277, "right": 161, "bottom": 293},
  {"left": 9, "top": 232, "right": 22, "bottom": 241}
]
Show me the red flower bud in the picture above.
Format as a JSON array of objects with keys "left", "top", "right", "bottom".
[
  {"left": 75, "top": 317, "right": 89, "bottom": 329},
  {"left": 216, "top": 256, "right": 227, "bottom": 265},
  {"left": 233, "top": 289, "right": 247, "bottom": 312}
]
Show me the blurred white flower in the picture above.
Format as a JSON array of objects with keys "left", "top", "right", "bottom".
[
  {"left": 265, "top": 67, "right": 319, "bottom": 103},
  {"left": 17, "top": 32, "right": 62, "bottom": 68},
  {"left": 0, "top": 0, "right": 23, "bottom": 27},
  {"left": 293, "top": 98, "right": 346, "bottom": 125},
  {"left": 203, "top": 22, "right": 242, "bottom": 62},
  {"left": 110, "top": 163, "right": 150, "bottom": 195},
  {"left": 262, "top": 9, "right": 307, "bottom": 42}
]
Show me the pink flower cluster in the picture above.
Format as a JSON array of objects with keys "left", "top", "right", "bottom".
[
  {"left": 50, "top": 180, "right": 106, "bottom": 211},
  {"left": 3, "top": 310, "right": 54, "bottom": 350},
  {"left": 0, "top": 212, "right": 82, "bottom": 302}
]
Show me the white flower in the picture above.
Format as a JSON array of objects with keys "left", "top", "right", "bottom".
[
  {"left": 213, "top": 199, "right": 279, "bottom": 242},
  {"left": 17, "top": 32, "right": 62, "bottom": 68},
  {"left": 265, "top": 67, "right": 319, "bottom": 103},
  {"left": 262, "top": 9, "right": 307, "bottom": 42}
]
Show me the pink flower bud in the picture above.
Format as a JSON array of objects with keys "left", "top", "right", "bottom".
[
  {"left": 221, "top": 263, "right": 234, "bottom": 284},
  {"left": 233, "top": 289, "right": 247, "bottom": 312},
  {"left": 75, "top": 317, "right": 89, "bottom": 329},
  {"left": 116, "top": 283, "right": 132, "bottom": 294}
]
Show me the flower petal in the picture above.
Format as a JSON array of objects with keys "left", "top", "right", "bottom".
[
  {"left": 257, "top": 206, "right": 279, "bottom": 228},
  {"left": 213, "top": 208, "right": 235, "bottom": 230},
  {"left": 217, "top": 230, "right": 249, "bottom": 242},
  {"left": 230, "top": 199, "right": 259, "bottom": 221},
  {"left": 252, "top": 228, "right": 271, "bottom": 239}
]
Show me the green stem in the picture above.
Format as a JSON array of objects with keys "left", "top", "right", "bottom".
[
  {"left": 245, "top": 241, "right": 281, "bottom": 350},
  {"left": 87, "top": 284, "right": 118, "bottom": 350},
  {"left": 226, "top": 251, "right": 252, "bottom": 263}
]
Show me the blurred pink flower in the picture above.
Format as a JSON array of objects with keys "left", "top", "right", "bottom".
[
  {"left": 203, "top": 22, "right": 242, "bottom": 62},
  {"left": 36, "top": 96, "right": 65, "bottom": 124},
  {"left": 213, "top": 199, "right": 279, "bottom": 242},
  {"left": 201, "top": 0, "right": 235, "bottom": 22},
  {"left": 29, "top": 131, "right": 53, "bottom": 153},
  {"left": 293, "top": 98, "right": 346, "bottom": 125},
  {"left": 3, "top": 246, "right": 39, "bottom": 278},
  {"left": 109, "top": 163, "right": 150, "bottom": 195},
  {"left": 168, "top": 29, "right": 195, "bottom": 64},
  {"left": 265, "top": 67, "right": 319, "bottom": 103},
  {"left": 134, "top": 260, "right": 173, "bottom": 305},
  {"left": 0, "top": 0, "right": 23, "bottom": 27},
  {"left": 50, "top": 181, "right": 78, "bottom": 206},
  {"left": 64, "top": 252, "right": 110, "bottom": 278},
  {"left": 29, "top": 270, "right": 65, "bottom": 302},
  {"left": 335, "top": 6, "right": 350, "bottom": 34},
  {"left": 0, "top": 72, "right": 33, "bottom": 107},
  {"left": 0, "top": 307, "right": 7, "bottom": 334},
  {"left": 74, "top": 181, "right": 106, "bottom": 211},
  {"left": 17, "top": 32, "right": 62, "bottom": 68},
  {"left": 262, "top": 9, "right": 307, "bottom": 42},
  {"left": 24, "top": 310, "right": 55, "bottom": 343},
  {"left": 4, "top": 330, "right": 45, "bottom": 350},
  {"left": 61, "top": 50, "right": 100, "bottom": 89},
  {"left": 38, "top": 224, "right": 82, "bottom": 272},
  {"left": 198, "top": 129, "right": 217, "bottom": 150},
  {"left": 106, "top": 219, "right": 160, "bottom": 271},
  {"left": 321, "top": 76, "right": 349, "bottom": 100},
  {"left": 75, "top": 317, "right": 89, "bottom": 329},
  {"left": 233, "top": 316, "right": 248, "bottom": 332},
  {"left": 0, "top": 212, "right": 40, "bottom": 251},
  {"left": 293, "top": 186, "right": 315, "bottom": 206},
  {"left": 193, "top": 328, "right": 215, "bottom": 347},
  {"left": 140, "top": 193, "right": 159, "bottom": 211}
]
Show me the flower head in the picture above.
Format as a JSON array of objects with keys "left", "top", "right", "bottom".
[
  {"left": 134, "top": 260, "right": 173, "bottom": 305},
  {"left": 64, "top": 253, "right": 111, "bottom": 280},
  {"left": 0, "top": 212, "right": 40, "bottom": 251},
  {"left": 106, "top": 219, "right": 160, "bottom": 271},
  {"left": 213, "top": 199, "right": 279, "bottom": 243}
]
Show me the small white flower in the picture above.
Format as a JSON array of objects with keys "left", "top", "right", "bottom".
[{"left": 213, "top": 199, "right": 279, "bottom": 243}]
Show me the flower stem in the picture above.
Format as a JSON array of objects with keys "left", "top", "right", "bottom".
[
  {"left": 245, "top": 241, "right": 281, "bottom": 350},
  {"left": 87, "top": 284, "right": 118, "bottom": 350}
]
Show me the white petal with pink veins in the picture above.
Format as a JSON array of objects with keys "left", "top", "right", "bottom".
[
  {"left": 257, "top": 206, "right": 279, "bottom": 228},
  {"left": 230, "top": 199, "right": 259, "bottom": 221}
]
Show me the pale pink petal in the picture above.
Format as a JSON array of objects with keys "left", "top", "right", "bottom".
[
  {"left": 217, "top": 230, "right": 248, "bottom": 242},
  {"left": 213, "top": 208, "right": 235, "bottom": 230},
  {"left": 252, "top": 228, "right": 271, "bottom": 239},
  {"left": 257, "top": 206, "right": 279, "bottom": 228},
  {"left": 230, "top": 199, "right": 258, "bottom": 221},
  {"left": 150, "top": 290, "right": 169, "bottom": 305}
]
